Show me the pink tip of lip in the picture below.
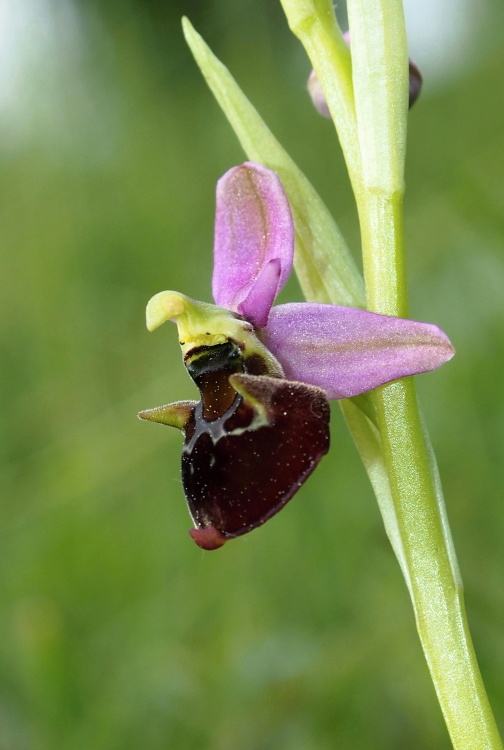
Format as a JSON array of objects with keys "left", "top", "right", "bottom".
[{"left": 189, "top": 526, "right": 228, "bottom": 550}]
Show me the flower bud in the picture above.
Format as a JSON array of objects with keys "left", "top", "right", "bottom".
[
  {"left": 307, "top": 31, "right": 423, "bottom": 116},
  {"left": 307, "top": 69, "right": 331, "bottom": 119},
  {"left": 408, "top": 58, "right": 423, "bottom": 108}
]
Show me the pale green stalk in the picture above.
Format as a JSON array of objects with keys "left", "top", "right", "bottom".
[
  {"left": 284, "top": 0, "right": 502, "bottom": 745},
  {"left": 183, "top": 6, "right": 503, "bottom": 746}
]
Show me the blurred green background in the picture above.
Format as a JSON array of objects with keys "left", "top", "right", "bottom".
[{"left": 1, "top": 1, "right": 504, "bottom": 747}]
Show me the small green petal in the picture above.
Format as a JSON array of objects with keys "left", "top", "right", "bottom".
[{"left": 138, "top": 401, "right": 196, "bottom": 430}]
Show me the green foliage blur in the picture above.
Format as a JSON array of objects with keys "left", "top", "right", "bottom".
[{"left": 1, "top": 1, "right": 504, "bottom": 747}]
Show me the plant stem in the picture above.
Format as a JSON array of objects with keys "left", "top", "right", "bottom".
[
  {"left": 348, "top": 1, "right": 503, "bottom": 745},
  {"left": 361, "top": 183, "right": 502, "bottom": 749},
  {"left": 282, "top": 0, "right": 503, "bottom": 745},
  {"left": 373, "top": 380, "right": 502, "bottom": 748}
]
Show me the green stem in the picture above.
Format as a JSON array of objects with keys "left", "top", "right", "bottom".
[
  {"left": 373, "top": 380, "right": 502, "bottom": 748},
  {"left": 283, "top": 0, "right": 503, "bottom": 745},
  {"left": 359, "top": 142, "right": 502, "bottom": 750},
  {"left": 361, "top": 182, "right": 501, "bottom": 749},
  {"left": 359, "top": 191, "right": 407, "bottom": 316},
  {"left": 347, "top": 1, "right": 503, "bottom": 745},
  {"left": 279, "top": 0, "right": 363, "bottom": 197}
]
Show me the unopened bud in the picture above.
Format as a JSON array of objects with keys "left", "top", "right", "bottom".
[
  {"left": 408, "top": 58, "right": 423, "bottom": 108},
  {"left": 307, "top": 31, "right": 423, "bottom": 116},
  {"left": 307, "top": 69, "right": 331, "bottom": 119}
]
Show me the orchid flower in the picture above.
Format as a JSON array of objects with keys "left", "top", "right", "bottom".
[{"left": 139, "top": 162, "right": 454, "bottom": 551}]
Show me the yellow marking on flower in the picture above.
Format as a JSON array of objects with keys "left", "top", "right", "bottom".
[{"left": 146, "top": 290, "right": 285, "bottom": 377}]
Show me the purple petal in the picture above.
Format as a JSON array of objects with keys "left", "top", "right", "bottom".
[
  {"left": 262, "top": 304, "right": 455, "bottom": 399},
  {"left": 212, "top": 162, "right": 294, "bottom": 327}
]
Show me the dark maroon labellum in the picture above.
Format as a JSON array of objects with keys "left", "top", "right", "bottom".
[
  {"left": 181, "top": 344, "right": 330, "bottom": 548},
  {"left": 139, "top": 340, "right": 330, "bottom": 550}
]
